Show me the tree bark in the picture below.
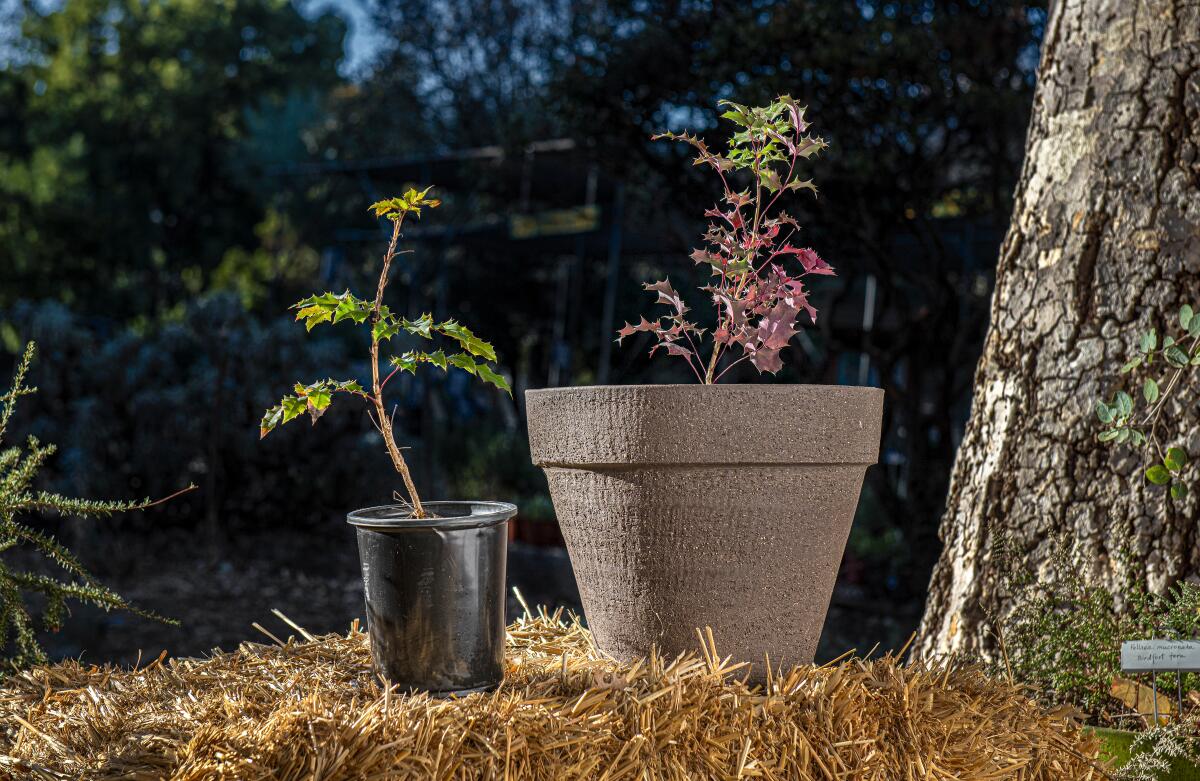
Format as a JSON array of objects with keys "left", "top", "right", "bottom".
[{"left": 918, "top": 0, "right": 1200, "bottom": 659}]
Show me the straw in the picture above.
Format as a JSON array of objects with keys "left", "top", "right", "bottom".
[{"left": 0, "top": 607, "right": 1107, "bottom": 780}]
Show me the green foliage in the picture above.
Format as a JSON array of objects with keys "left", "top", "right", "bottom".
[
  {"left": 0, "top": 343, "right": 176, "bottom": 671},
  {"left": 368, "top": 187, "right": 442, "bottom": 220},
  {"left": 259, "top": 190, "right": 510, "bottom": 513},
  {"left": 1000, "top": 530, "right": 1200, "bottom": 720},
  {"left": 0, "top": 0, "right": 347, "bottom": 314},
  {"left": 1097, "top": 304, "right": 1200, "bottom": 500},
  {"left": 1110, "top": 721, "right": 1200, "bottom": 781}
]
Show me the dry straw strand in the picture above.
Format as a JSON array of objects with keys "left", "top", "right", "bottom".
[{"left": 0, "top": 608, "right": 1106, "bottom": 780}]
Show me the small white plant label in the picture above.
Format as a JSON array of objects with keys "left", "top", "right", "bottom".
[{"left": 1121, "top": 640, "right": 1200, "bottom": 672}]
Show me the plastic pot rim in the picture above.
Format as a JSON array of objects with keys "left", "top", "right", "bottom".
[{"left": 346, "top": 500, "right": 517, "bottom": 532}]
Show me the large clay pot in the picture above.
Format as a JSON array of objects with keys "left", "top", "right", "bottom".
[{"left": 526, "top": 385, "right": 882, "bottom": 677}]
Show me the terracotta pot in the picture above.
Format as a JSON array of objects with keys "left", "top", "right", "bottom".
[{"left": 526, "top": 385, "right": 883, "bottom": 677}]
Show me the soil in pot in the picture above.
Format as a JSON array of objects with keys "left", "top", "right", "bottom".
[{"left": 347, "top": 500, "right": 516, "bottom": 695}]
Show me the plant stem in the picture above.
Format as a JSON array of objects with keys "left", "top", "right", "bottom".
[
  {"left": 370, "top": 217, "right": 425, "bottom": 518},
  {"left": 705, "top": 138, "right": 767, "bottom": 385}
]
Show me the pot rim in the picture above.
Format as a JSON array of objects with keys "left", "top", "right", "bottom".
[
  {"left": 526, "top": 382, "right": 882, "bottom": 394},
  {"left": 347, "top": 500, "right": 517, "bottom": 531},
  {"left": 525, "top": 383, "right": 884, "bottom": 467}
]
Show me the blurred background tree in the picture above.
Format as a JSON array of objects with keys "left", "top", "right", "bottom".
[
  {"left": 0, "top": 0, "right": 345, "bottom": 314},
  {"left": 0, "top": 0, "right": 1047, "bottom": 662}
]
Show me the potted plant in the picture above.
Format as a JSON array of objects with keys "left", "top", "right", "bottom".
[
  {"left": 260, "top": 187, "right": 515, "bottom": 695},
  {"left": 526, "top": 98, "right": 883, "bottom": 678}
]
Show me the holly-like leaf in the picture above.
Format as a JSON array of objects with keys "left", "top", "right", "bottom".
[
  {"left": 776, "top": 246, "right": 835, "bottom": 276},
  {"left": 260, "top": 379, "right": 364, "bottom": 437},
  {"left": 477, "top": 363, "right": 512, "bottom": 395},
  {"left": 390, "top": 352, "right": 420, "bottom": 374},
  {"left": 747, "top": 344, "right": 784, "bottom": 374},
  {"left": 370, "top": 187, "right": 442, "bottom": 220},
  {"left": 617, "top": 316, "right": 661, "bottom": 344},
  {"left": 291, "top": 291, "right": 370, "bottom": 331},
  {"left": 437, "top": 320, "right": 497, "bottom": 362},
  {"left": 373, "top": 317, "right": 401, "bottom": 342},
  {"left": 402, "top": 314, "right": 434, "bottom": 339},
  {"left": 333, "top": 296, "right": 370, "bottom": 325},
  {"left": 259, "top": 405, "right": 283, "bottom": 439},
  {"left": 448, "top": 352, "right": 479, "bottom": 374}
]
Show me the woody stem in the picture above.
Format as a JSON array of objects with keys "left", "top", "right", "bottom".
[{"left": 370, "top": 217, "right": 425, "bottom": 518}]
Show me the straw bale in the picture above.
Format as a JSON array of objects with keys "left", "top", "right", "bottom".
[{"left": 0, "top": 609, "right": 1106, "bottom": 780}]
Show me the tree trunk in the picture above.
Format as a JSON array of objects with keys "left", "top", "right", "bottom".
[{"left": 917, "top": 0, "right": 1200, "bottom": 659}]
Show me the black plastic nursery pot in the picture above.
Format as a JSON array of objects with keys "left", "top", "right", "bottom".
[{"left": 347, "top": 501, "right": 517, "bottom": 695}]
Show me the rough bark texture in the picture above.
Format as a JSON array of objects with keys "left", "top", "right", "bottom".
[{"left": 918, "top": 0, "right": 1200, "bottom": 659}]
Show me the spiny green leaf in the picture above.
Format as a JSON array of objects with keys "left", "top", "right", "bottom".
[
  {"left": 373, "top": 318, "right": 401, "bottom": 342},
  {"left": 294, "top": 306, "right": 332, "bottom": 331},
  {"left": 402, "top": 314, "right": 434, "bottom": 339},
  {"left": 332, "top": 296, "right": 370, "bottom": 325},
  {"left": 437, "top": 320, "right": 497, "bottom": 361},
  {"left": 291, "top": 291, "right": 369, "bottom": 331},
  {"left": 261, "top": 379, "right": 363, "bottom": 437},
  {"left": 390, "top": 352, "right": 419, "bottom": 374},
  {"left": 448, "top": 352, "right": 478, "bottom": 375},
  {"left": 281, "top": 396, "right": 306, "bottom": 424},
  {"left": 259, "top": 405, "right": 283, "bottom": 439},
  {"left": 476, "top": 363, "right": 512, "bottom": 395}
]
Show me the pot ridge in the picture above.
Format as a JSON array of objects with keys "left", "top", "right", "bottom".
[{"left": 527, "top": 384, "right": 883, "bottom": 467}]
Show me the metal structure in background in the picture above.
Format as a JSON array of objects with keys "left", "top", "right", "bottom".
[
  {"left": 272, "top": 141, "right": 1004, "bottom": 511},
  {"left": 270, "top": 140, "right": 629, "bottom": 390}
]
